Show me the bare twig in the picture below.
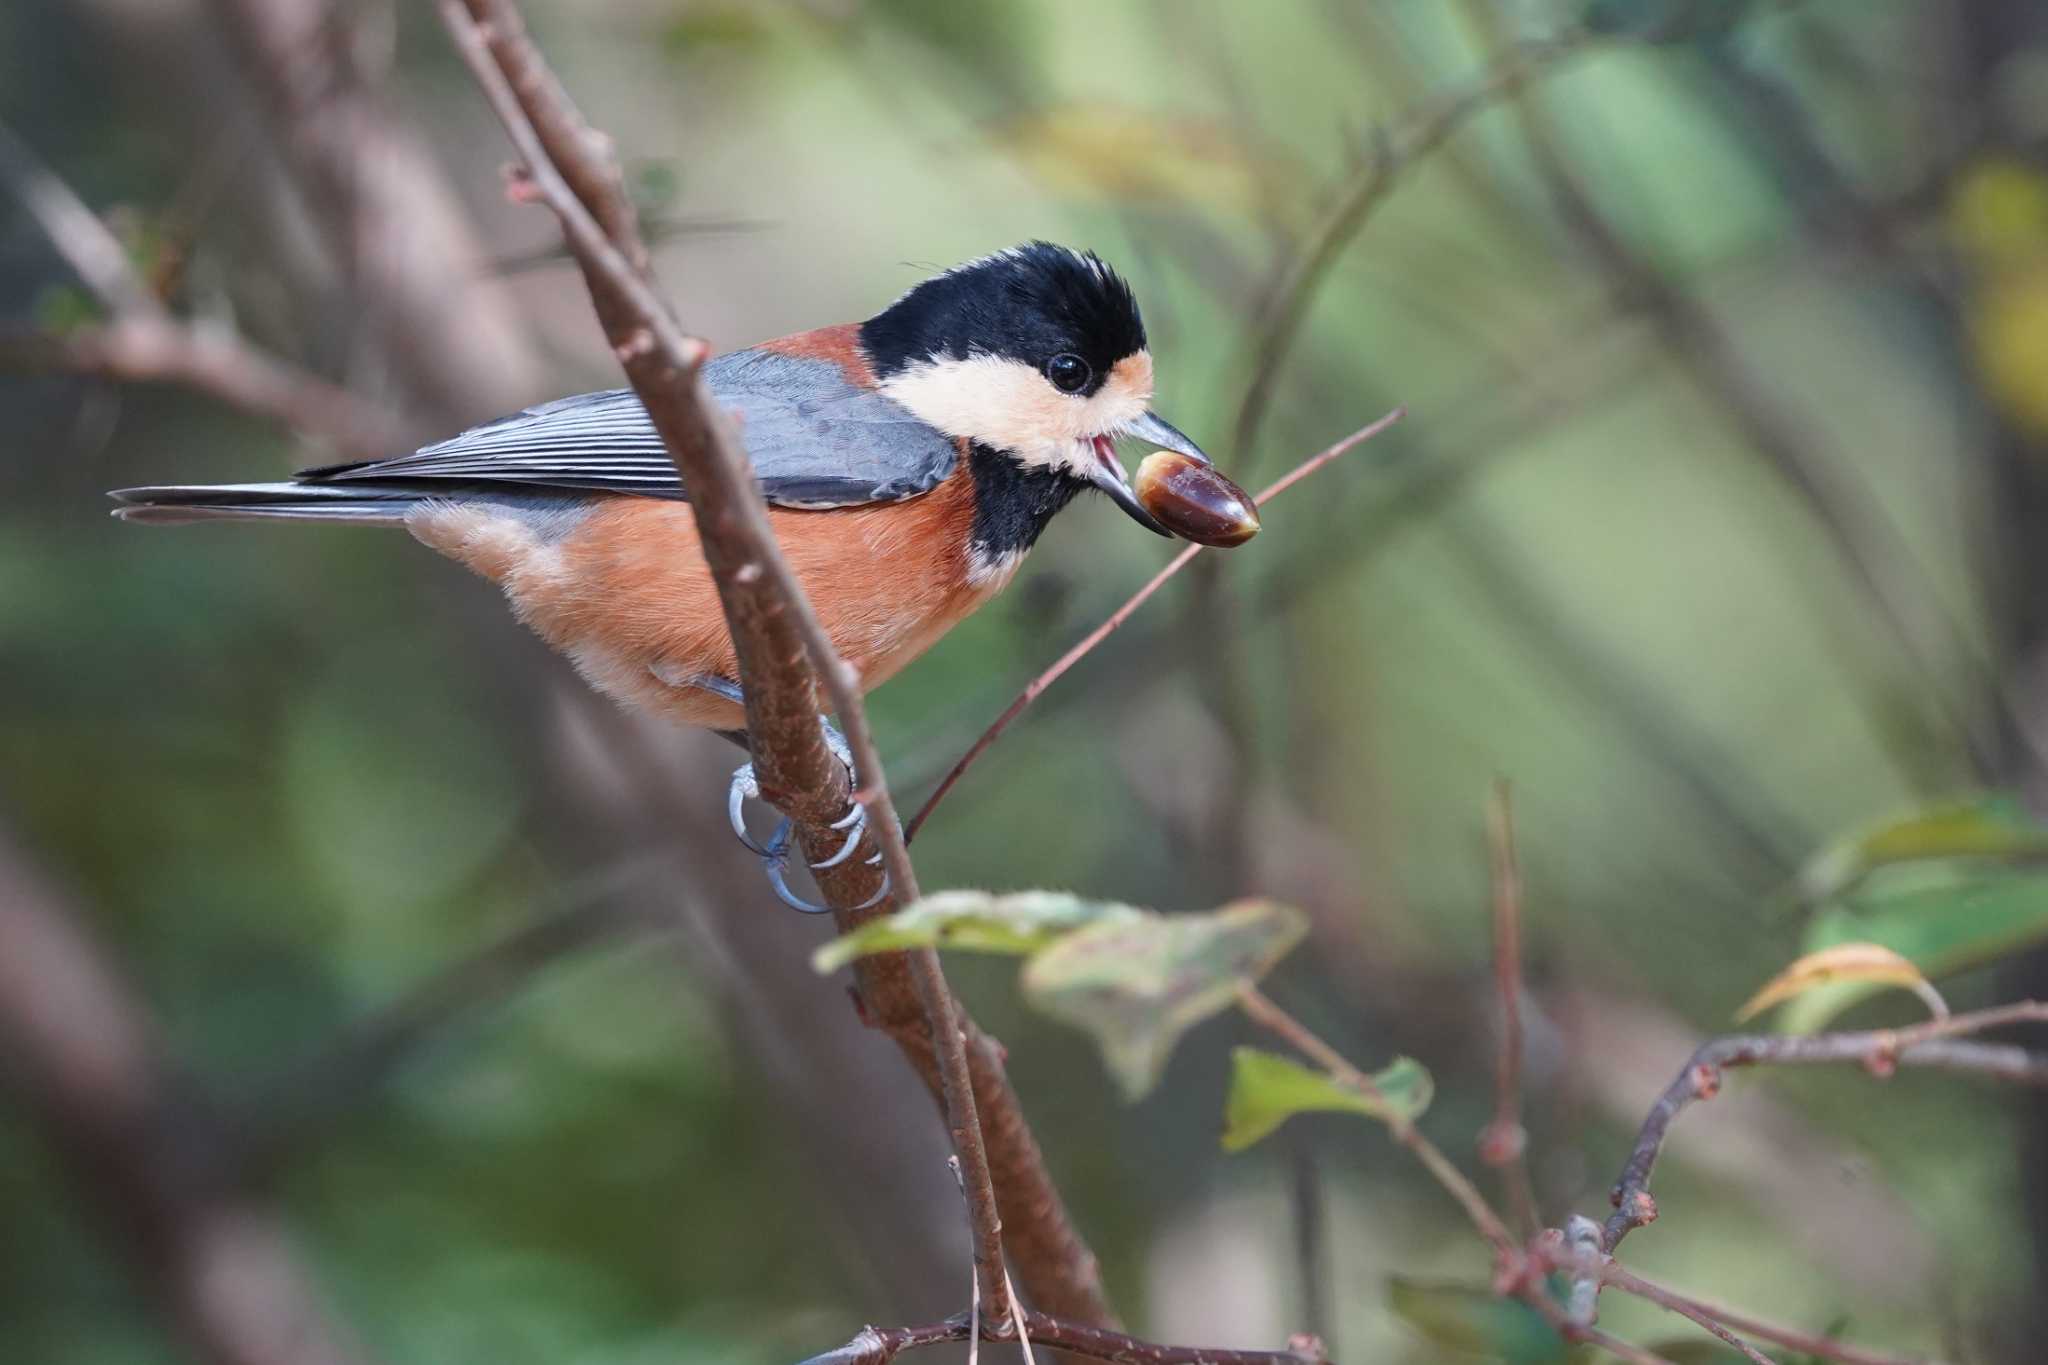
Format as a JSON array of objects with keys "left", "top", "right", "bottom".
[
  {"left": 1599, "top": 1259, "right": 1940, "bottom": 1365},
  {"left": 1234, "top": 983, "right": 1515, "bottom": 1257},
  {"left": 0, "top": 828, "right": 373, "bottom": 1365},
  {"left": 905, "top": 407, "right": 1407, "bottom": 842},
  {"left": 0, "top": 121, "right": 406, "bottom": 460},
  {"left": 798, "top": 1311, "right": 1328, "bottom": 1365},
  {"left": 210, "top": 0, "right": 538, "bottom": 418},
  {"left": 437, "top": 0, "right": 1027, "bottom": 1322},
  {"left": 1604, "top": 1001, "right": 2048, "bottom": 1253},
  {"left": 1479, "top": 780, "right": 1540, "bottom": 1236},
  {"left": 1227, "top": 31, "right": 1588, "bottom": 466},
  {"left": 0, "top": 319, "right": 406, "bottom": 460},
  {"left": 1608, "top": 1267, "right": 1775, "bottom": 1365},
  {"left": 0, "top": 116, "right": 166, "bottom": 317}
]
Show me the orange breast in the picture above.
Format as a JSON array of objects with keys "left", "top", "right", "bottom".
[{"left": 412, "top": 464, "right": 1003, "bottom": 730}]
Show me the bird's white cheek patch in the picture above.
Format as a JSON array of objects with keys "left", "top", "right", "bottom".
[{"left": 882, "top": 350, "right": 1155, "bottom": 473}]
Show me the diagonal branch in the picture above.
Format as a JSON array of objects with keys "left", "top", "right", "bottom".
[
  {"left": 1603, "top": 1000, "right": 2048, "bottom": 1253},
  {"left": 1227, "top": 31, "right": 1589, "bottom": 466},
  {"left": 0, "top": 319, "right": 407, "bottom": 460},
  {"left": 437, "top": 0, "right": 1057, "bottom": 1325},
  {"left": 906, "top": 407, "right": 1406, "bottom": 842},
  {"left": 0, "top": 120, "right": 406, "bottom": 460}
]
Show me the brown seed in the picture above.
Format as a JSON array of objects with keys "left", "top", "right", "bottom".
[{"left": 1134, "top": 450, "right": 1261, "bottom": 547}]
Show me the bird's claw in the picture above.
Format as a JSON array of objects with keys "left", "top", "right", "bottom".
[{"left": 725, "top": 718, "right": 890, "bottom": 912}]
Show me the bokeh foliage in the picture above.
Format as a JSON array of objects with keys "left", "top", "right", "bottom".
[{"left": 6, "top": 0, "right": 2048, "bottom": 1361}]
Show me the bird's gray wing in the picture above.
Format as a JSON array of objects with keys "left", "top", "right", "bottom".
[{"left": 300, "top": 349, "right": 959, "bottom": 507}]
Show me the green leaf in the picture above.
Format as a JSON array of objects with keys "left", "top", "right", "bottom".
[
  {"left": 1385, "top": 1279, "right": 1571, "bottom": 1363},
  {"left": 811, "top": 890, "right": 1141, "bottom": 973},
  {"left": 1021, "top": 900, "right": 1307, "bottom": 1100},
  {"left": 1221, "top": 1048, "right": 1432, "bottom": 1152},
  {"left": 1794, "top": 794, "right": 2048, "bottom": 906},
  {"left": 1779, "top": 874, "right": 2048, "bottom": 1032}
]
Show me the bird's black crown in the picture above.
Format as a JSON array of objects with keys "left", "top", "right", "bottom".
[{"left": 860, "top": 242, "right": 1147, "bottom": 396}]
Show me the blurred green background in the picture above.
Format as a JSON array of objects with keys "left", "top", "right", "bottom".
[{"left": 6, "top": 0, "right": 2048, "bottom": 1361}]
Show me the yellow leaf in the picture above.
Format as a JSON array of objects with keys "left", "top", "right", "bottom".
[{"left": 1736, "top": 942, "right": 1947, "bottom": 1024}]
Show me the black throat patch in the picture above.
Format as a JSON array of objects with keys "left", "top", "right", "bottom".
[{"left": 966, "top": 442, "right": 1082, "bottom": 560}]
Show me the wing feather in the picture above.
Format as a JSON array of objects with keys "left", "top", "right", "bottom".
[{"left": 301, "top": 350, "right": 957, "bottom": 507}]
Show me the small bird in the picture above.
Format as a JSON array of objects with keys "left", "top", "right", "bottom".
[{"left": 111, "top": 242, "right": 1244, "bottom": 909}]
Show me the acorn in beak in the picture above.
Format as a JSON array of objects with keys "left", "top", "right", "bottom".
[{"left": 1087, "top": 412, "right": 1260, "bottom": 547}]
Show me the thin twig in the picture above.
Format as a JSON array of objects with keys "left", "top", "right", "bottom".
[
  {"left": 1479, "top": 780, "right": 1541, "bottom": 1236},
  {"left": 438, "top": 0, "right": 1017, "bottom": 1321},
  {"left": 0, "top": 119, "right": 409, "bottom": 460},
  {"left": 905, "top": 407, "right": 1406, "bottom": 842},
  {"left": 0, "top": 319, "right": 407, "bottom": 460},
  {"left": 1599, "top": 1260, "right": 1940, "bottom": 1365},
  {"left": 799, "top": 1311, "right": 1328, "bottom": 1365},
  {"left": 1606, "top": 1264, "right": 1774, "bottom": 1365},
  {"left": 1234, "top": 983, "right": 1515, "bottom": 1257},
  {"left": 1227, "top": 31, "right": 1587, "bottom": 466},
  {"left": 1604, "top": 1000, "right": 2048, "bottom": 1253},
  {"left": 0, "top": 116, "right": 166, "bottom": 318}
]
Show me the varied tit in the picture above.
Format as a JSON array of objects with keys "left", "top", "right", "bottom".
[{"left": 111, "top": 241, "right": 1258, "bottom": 910}]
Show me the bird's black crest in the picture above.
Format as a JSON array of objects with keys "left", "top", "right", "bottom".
[{"left": 860, "top": 242, "right": 1147, "bottom": 394}]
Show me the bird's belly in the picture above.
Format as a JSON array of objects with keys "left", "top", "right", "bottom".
[{"left": 412, "top": 474, "right": 996, "bottom": 730}]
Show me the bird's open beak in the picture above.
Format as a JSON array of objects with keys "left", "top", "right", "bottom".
[
  {"left": 1125, "top": 411, "right": 1213, "bottom": 465},
  {"left": 1089, "top": 410, "right": 1261, "bottom": 547},
  {"left": 1087, "top": 432, "right": 1174, "bottom": 537}
]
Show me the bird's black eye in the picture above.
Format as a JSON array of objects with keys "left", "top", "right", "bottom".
[{"left": 1044, "top": 352, "right": 1091, "bottom": 394}]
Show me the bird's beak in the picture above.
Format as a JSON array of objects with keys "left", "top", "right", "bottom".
[
  {"left": 1125, "top": 410, "right": 1213, "bottom": 466},
  {"left": 1086, "top": 433, "right": 1174, "bottom": 537}
]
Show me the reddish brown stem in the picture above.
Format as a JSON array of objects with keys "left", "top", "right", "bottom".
[
  {"left": 1234, "top": 983, "right": 1516, "bottom": 1257},
  {"left": 803, "top": 1312, "right": 1328, "bottom": 1365},
  {"left": 905, "top": 406, "right": 1406, "bottom": 842},
  {"left": 438, "top": 0, "right": 1017, "bottom": 1321},
  {"left": 1480, "top": 781, "right": 1541, "bottom": 1236}
]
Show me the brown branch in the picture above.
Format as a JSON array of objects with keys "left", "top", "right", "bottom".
[
  {"left": 0, "top": 116, "right": 165, "bottom": 318},
  {"left": 1234, "top": 983, "right": 1516, "bottom": 1258},
  {"left": 1598, "top": 1260, "right": 1942, "bottom": 1365},
  {"left": 1478, "top": 780, "right": 1541, "bottom": 1236},
  {"left": 1603, "top": 1000, "right": 2048, "bottom": 1253},
  {"left": 0, "top": 120, "right": 406, "bottom": 460},
  {"left": 437, "top": 0, "right": 1027, "bottom": 1324},
  {"left": 0, "top": 319, "right": 406, "bottom": 460},
  {"left": 1605, "top": 1264, "right": 1774, "bottom": 1365},
  {"left": 209, "top": 0, "right": 538, "bottom": 420},
  {"left": 800, "top": 1312, "right": 1328, "bottom": 1365},
  {"left": 905, "top": 407, "right": 1407, "bottom": 843},
  {"left": 0, "top": 827, "right": 374, "bottom": 1365}
]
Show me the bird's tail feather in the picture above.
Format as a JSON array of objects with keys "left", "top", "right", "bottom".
[{"left": 108, "top": 482, "right": 421, "bottom": 527}]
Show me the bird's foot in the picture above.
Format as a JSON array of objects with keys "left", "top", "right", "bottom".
[{"left": 726, "top": 717, "right": 889, "bottom": 913}]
